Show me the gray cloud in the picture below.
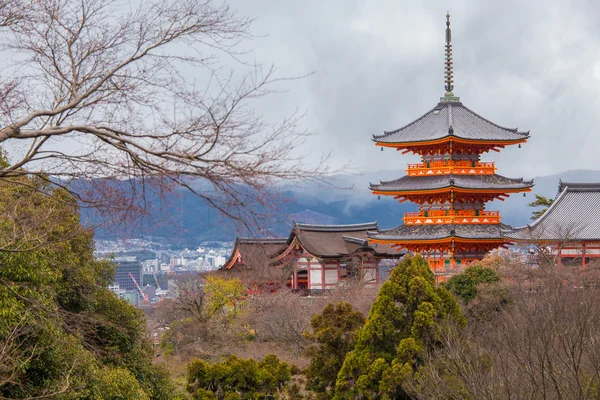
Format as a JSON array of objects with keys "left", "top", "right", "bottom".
[{"left": 228, "top": 0, "right": 600, "bottom": 181}]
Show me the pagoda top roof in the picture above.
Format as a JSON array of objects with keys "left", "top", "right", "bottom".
[
  {"left": 369, "top": 223, "right": 512, "bottom": 242},
  {"left": 504, "top": 182, "right": 600, "bottom": 241},
  {"left": 370, "top": 174, "right": 533, "bottom": 192},
  {"left": 373, "top": 101, "right": 530, "bottom": 145}
]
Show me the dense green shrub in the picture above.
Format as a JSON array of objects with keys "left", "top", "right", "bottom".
[
  {"left": 303, "top": 302, "right": 365, "bottom": 399},
  {"left": 443, "top": 264, "right": 501, "bottom": 303},
  {"left": 187, "top": 354, "right": 292, "bottom": 399}
]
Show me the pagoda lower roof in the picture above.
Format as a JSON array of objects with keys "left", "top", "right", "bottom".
[
  {"left": 370, "top": 174, "right": 533, "bottom": 193},
  {"left": 369, "top": 223, "right": 513, "bottom": 242},
  {"left": 373, "top": 101, "right": 529, "bottom": 145}
]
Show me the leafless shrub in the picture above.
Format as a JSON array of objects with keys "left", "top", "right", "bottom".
[
  {"left": 409, "top": 259, "right": 600, "bottom": 400},
  {"left": 242, "top": 285, "right": 379, "bottom": 355}
]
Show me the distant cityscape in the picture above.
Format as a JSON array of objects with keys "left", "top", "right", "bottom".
[{"left": 95, "top": 238, "right": 233, "bottom": 307}]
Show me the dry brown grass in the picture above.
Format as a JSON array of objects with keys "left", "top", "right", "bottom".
[{"left": 150, "top": 283, "right": 381, "bottom": 371}]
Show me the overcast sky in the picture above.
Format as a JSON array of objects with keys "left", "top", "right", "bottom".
[{"left": 224, "top": 0, "right": 600, "bottom": 179}]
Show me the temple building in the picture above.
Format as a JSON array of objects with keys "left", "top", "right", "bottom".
[
  {"left": 505, "top": 182, "right": 600, "bottom": 267},
  {"left": 221, "top": 222, "right": 403, "bottom": 293},
  {"left": 272, "top": 222, "right": 401, "bottom": 290},
  {"left": 367, "top": 13, "right": 533, "bottom": 276},
  {"left": 221, "top": 238, "right": 288, "bottom": 293}
]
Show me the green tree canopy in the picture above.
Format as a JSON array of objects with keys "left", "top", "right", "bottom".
[
  {"left": 443, "top": 264, "right": 501, "bottom": 303},
  {"left": 0, "top": 154, "right": 176, "bottom": 399},
  {"left": 187, "top": 354, "right": 292, "bottom": 399},
  {"left": 303, "top": 302, "right": 365, "bottom": 399},
  {"left": 334, "top": 255, "right": 465, "bottom": 399},
  {"left": 528, "top": 194, "right": 554, "bottom": 221}
]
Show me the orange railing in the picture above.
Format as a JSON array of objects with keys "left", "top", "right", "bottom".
[
  {"left": 404, "top": 210, "right": 501, "bottom": 225},
  {"left": 406, "top": 161, "right": 496, "bottom": 176}
]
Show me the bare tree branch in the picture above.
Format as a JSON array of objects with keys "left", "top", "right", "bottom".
[{"left": 0, "top": 0, "right": 330, "bottom": 238}]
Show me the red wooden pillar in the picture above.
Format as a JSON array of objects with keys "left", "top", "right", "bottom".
[
  {"left": 293, "top": 265, "right": 298, "bottom": 290},
  {"left": 321, "top": 262, "right": 325, "bottom": 289},
  {"left": 582, "top": 242, "right": 587, "bottom": 268},
  {"left": 307, "top": 260, "right": 311, "bottom": 290},
  {"left": 557, "top": 245, "right": 563, "bottom": 266}
]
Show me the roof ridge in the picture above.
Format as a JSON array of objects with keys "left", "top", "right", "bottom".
[
  {"left": 560, "top": 181, "right": 600, "bottom": 191},
  {"left": 294, "top": 221, "right": 379, "bottom": 232},
  {"left": 492, "top": 173, "right": 534, "bottom": 184},
  {"left": 237, "top": 237, "right": 287, "bottom": 244},
  {"left": 342, "top": 235, "right": 369, "bottom": 245}
]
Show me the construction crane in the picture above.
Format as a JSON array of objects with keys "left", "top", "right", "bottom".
[
  {"left": 129, "top": 272, "right": 149, "bottom": 306},
  {"left": 152, "top": 271, "right": 161, "bottom": 290},
  {"left": 152, "top": 271, "right": 167, "bottom": 298}
]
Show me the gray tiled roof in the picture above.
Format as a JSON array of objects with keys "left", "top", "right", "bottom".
[
  {"left": 294, "top": 221, "right": 379, "bottom": 232},
  {"left": 373, "top": 102, "right": 530, "bottom": 144},
  {"left": 369, "top": 223, "right": 512, "bottom": 241},
  {"left": 286, "top": 222, "right": 403, "bottom": 257},
  {"left": 222, "top": 238, "right": 287, "bottom": 272},
  {"left": 504, "top": 182, "right": 600, "bottom": 241},
  {"left": 370, "top": 174, "right": 533, "bottom": 192}
]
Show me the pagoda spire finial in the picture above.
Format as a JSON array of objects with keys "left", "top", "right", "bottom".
[{"left": 441, "top": 11, "right": 459, "bottom": 102}]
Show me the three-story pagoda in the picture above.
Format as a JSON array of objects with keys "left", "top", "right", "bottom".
[{"left": 368, "top": 13, "right": 533, "bottom": 275}]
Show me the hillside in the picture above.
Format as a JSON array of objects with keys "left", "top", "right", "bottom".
[{"left": 86, "top": 169, "right": 600, "bottom": 242}]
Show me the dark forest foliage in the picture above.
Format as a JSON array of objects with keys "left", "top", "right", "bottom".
[{"left": 0, "top": 156, "right": 176, "bottom": 399}]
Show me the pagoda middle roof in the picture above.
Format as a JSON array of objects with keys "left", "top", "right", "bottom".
[
  {"left": 369, "top": 223, "right": 512, "bottom": 242},
  {"left": 373, "top": 101, "right": 530, "bottom": 144},
  {"left": 370, "top": 174, "right": 534, "bottom": 192}
]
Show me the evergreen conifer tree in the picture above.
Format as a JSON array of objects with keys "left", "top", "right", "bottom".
[{"left": 334, "top": 255, "right": 465, "bottom": 399}]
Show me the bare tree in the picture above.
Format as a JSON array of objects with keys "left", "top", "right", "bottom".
[
  {"left": 0, "top": 0, "right": 327, "bottom": 233},
  {"left": 408, "top": 254, "right": 600, "bottom": 400}
]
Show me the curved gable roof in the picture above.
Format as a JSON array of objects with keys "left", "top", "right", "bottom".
[
  {"left": 222, "top": 238, "right": 286, "bottom": 271},
  {"left": 505, "top": 182, "right": 600, "bottom": 241},
  {"left": 273, "top": 222, "right": 401, "bottom": 258},
  {"left": 373, "top": 102, "right": 529, "bottom": 144}
]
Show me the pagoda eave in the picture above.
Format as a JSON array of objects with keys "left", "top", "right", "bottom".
[
  {"left": 369, "top": 237, "right": 511, "bottom": 245},
  {"left": 375, "top": 136, "right": 528, "bottom": 149},
  {"left": 372, "top": 187, "right": 532, "bottom": 196}
]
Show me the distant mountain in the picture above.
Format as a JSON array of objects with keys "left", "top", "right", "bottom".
[{"left": 85, "top": 169, "right": 600, "bottom": 243}]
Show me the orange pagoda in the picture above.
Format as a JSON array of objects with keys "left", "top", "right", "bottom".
[{"left": 368, "top": 13, "right": 533, "bottom": 275}]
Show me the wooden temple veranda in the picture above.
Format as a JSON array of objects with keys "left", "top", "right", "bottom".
[{"left": 367, "top": 13, "right": 533, "bottom": 278}]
